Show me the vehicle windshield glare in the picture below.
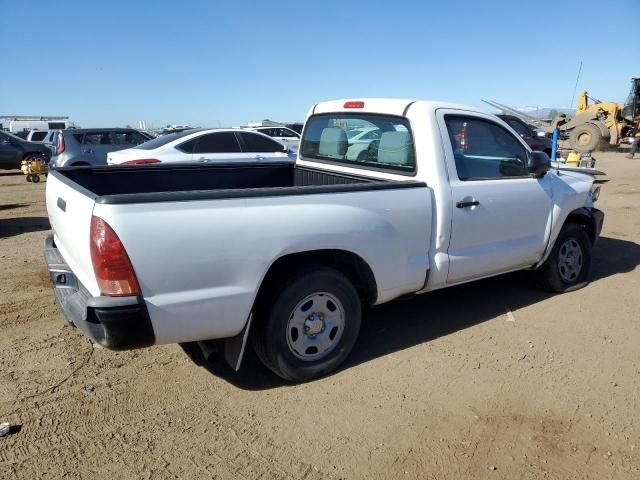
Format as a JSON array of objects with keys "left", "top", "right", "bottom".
[{"left": 300, "top": 114, "right": 415, "bottom": 174}]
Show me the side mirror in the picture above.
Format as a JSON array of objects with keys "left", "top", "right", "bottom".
[{"left": 527, "top": 151, "right": 551, "bottom": 177}]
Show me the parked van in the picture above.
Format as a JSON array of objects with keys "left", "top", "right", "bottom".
[{"left": 0, "top": 116, "right": 72, "bottom": 135}]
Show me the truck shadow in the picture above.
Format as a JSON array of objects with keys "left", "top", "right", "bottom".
[
  {"left": 183, "top": 235, "right": 640, "bottom": 390},
  {"left": 0, "top": 216, "right": 51, "bottom": 239}
]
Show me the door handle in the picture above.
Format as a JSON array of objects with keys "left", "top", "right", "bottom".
[{"left": 456, "top": 200, "right": 480, "bottom": 208}]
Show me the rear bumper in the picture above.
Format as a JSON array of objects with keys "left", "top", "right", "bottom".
[{"left": 44, "top": 234, "right": 155, "bottom": 350}]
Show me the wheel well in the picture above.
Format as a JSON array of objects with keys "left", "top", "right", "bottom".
[
  {"left": 565, "top": 210, "right": 596, "bottom": 244},
  {"left": 543, "top": 148, "right": 552, "bottom": 156},
  {"left": 253, "top": 250, "right": 378, "bottom": 313}
]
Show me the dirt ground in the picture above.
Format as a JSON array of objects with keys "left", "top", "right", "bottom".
[{"left": 0, "top": 152, "right": 639, "bottom": 479}]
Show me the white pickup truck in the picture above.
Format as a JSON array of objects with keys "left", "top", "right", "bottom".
[{"left": 45, "top": 99, "right": 604, "bottom": 381}]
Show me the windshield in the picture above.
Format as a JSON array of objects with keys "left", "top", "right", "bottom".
[{"left": 300, "top": 113, "right": 415, "bottom": 174}]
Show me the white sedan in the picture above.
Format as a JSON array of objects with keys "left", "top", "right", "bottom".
[
  {"left": 345, "top": 127, "right": 382, "bottom": 160},
  {"left": 244, "top": 126, "right": 300, "bottom": 150},
  {"left": 107, "top": 128, "right": 295, "bottom": 165}
]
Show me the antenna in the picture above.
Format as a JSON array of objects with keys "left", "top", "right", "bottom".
[{"left": 569, "top": 61, "right": 583, "bottom": 109}]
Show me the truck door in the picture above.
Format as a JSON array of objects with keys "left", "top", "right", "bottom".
[{"left": 437, "top": 111, "right": 554, "bottom": 284}]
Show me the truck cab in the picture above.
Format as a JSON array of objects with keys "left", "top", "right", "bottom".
[{"left": 44, "top": 98, "right": 604, "bottom": 382}]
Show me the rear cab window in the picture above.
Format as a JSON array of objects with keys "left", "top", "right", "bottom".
[{"left": 300, "top": 113, "right": 415, "bottom": 175}]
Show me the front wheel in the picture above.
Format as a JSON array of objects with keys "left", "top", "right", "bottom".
[
  {"left": 535, "top": 223, "right": 592, "bottom": 292},
  {"left": 252, "top": 269, "right": 362, "bottom": 382},
  {"left": 569, "top": 123, "right": 602, "bottom": 153}
]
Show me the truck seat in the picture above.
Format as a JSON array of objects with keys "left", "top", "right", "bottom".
[
  {"left": 319, "top": 128, "right": 348, "bottom": 159},
  {"left": 377, "top": 131, "right": 413, "bottom": 165}
]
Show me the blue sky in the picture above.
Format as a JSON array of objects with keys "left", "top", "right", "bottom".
[{"left": 1, "top": 0, "right": 638, "bottom": 128}]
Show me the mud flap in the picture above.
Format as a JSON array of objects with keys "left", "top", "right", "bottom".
[{"left": 224, "top": 313, "right": 253, "bottom": 371}]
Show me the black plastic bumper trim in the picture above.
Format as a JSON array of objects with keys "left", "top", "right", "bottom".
[{"left": 44, "top": 234, "right": 155, "bottom": 350}]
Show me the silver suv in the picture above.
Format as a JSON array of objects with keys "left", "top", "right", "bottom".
[{"left": 51, "top": 128, "right": 152, "bottom": 167}]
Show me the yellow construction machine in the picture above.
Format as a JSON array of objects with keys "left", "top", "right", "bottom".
[{"left": 484, "top": 77, "right": 640, "bottom": 153}]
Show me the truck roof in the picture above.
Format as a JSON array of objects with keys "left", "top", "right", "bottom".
[{"left": 311, "top": 98, "right": 479, "bottom": 117}]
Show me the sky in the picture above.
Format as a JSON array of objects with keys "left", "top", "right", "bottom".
[{"left": 1, "top": 0, "right": 639, "bottom": 128}]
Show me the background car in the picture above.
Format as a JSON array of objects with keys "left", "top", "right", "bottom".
[
  {"left": 0, "top": 130, "right": 51, "bottom": 170},
  {"left": 244, "top": 126, "right": 300, "bottom": 150},
  {"left": 107, "top": 128, "right": 295, "bottom": 165},
  {"left": 496, "top": 114, "right": 553, "bottom": 155},
  {"left": 345, "top": 127, "right": 382, "bottom": 160},
  {"left": 51, "top": 128, "right": 151, "bottom": 167},
  {"left": 27, "top": 130, "right": 58, "bottom": 157}
]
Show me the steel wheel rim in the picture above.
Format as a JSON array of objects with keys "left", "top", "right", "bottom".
[
  {"left": 577, "top": 132, "right": 591, "bottom": 146},
  {"left": 558, "top": 238, "right": 583, "bottom": 282},
  {"left": 286, "top": 292, "right": 345, "bottom": 361}
]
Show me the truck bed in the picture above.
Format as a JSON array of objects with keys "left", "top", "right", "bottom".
[{"left": 53, "top": 162, "right": 420, "bottom": 204}]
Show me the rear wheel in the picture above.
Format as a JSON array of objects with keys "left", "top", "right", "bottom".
[
  {"left": 569, "top": 123, "right": 602, "bottom": 152},
  {"left": 26, "top": 175, "right": 32, "bottom": 182},
  {"left": 31, "top": 174, "right": 40, "bottom": 183},
  {"left": 252, "top": 268, "right": 362, "bottom": 382},
  {"left": 535, "top": 223, "right": 592, "bottom": 292}
]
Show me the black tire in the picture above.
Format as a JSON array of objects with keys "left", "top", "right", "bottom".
[
  {"left": 569, "top": 123, "right": 602, "bottom": 153},
  {"left": 252, "top": 268, "right": 362, "bottom": 382},
  {"left": 535, "top": 223, "right": 592, "bottom": 293},
  {"left": 26, "top": 175, "right": 32, "bottom": 182},
  {"left": 32, "top": 174, "right": 40, "bottom": 183}
]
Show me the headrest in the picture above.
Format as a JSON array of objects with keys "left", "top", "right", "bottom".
[
  {"left": 318, "top": 127, "right": 348, "bottom": 159},
  {"left": 378, "top": 131, "right": 413, "bottom": 165}
]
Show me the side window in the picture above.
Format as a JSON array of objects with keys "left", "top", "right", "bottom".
[
  {"left": 506, "top": 119, "right": 530, "bottom": 137},
  {"left": 177, "top": 138, "right": 198, "bottom": 153},
  {"left": 239, "top": 132, "right": 285, "bottom": 153},
  {"left": 30, "top": 131, "right": 47, "bottom": 141},
  {"left": 112, "top": 131, "right": 147, "bottom": 146},
  {"left": 259, "top": 128, "right": 276, "bottom": 137},
  {"left": 194, "top": 132, "right": 241, "bottom": 153},
  {"left": 445, "top": 116, "right": 528, "bottom": 180},
  {"left": 82, "top": 132, "right": 113, "bottom": 145},
  {"left": 277, "top": 128, "right": 299, "bottom": 138}
]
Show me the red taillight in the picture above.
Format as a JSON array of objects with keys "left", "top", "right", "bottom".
[
  {"left": 56, "top": 133, "right": 65, "bottom": 154},
  {"left": 344, "top": 101, "right": 365, "bottom": 109},
  {"left": 459, "top": 123, "right": 468, "bottom": 150},
  {"left": 90, "top": 216, "right": 140, "bottom": 296},
  {"left": 122, "top": 159, "right": 161, "bottom": 165}
]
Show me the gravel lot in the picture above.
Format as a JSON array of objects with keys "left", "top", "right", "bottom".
[{"left": 1, "top": 151, "right": 639, "bottom": 479}]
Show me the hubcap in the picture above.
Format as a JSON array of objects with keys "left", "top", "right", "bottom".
[
  {"left": 577, "top": 132, "right": 591, "bottom": 146},
  {"left": 558, "top": 238, "right": 583, "bottom": 282},
  {"left": 286, "top": 292, "right": 345, "bottom": 361}
]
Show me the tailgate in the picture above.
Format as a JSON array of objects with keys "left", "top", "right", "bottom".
[{"left": 46, "top": 171, "right": 101, "bottom": 296}]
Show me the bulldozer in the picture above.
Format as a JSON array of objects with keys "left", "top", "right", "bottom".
[{"left": 484, "top": 77, "right": 640, "bottom": 153}]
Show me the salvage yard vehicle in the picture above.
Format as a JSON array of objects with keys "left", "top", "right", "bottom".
[
  {"left": 44, "top": 98, "right": 604, "bottom": 382},
  {"left": 107, "top": 128, "right": 296, "bottom": 165},
  {"left": 51, "top": 128, "right": 151, "bottom": 167},
  {"left": 0, "top": 130, "right": 50, "bottom": 170},
  {"left": 496, "top": 115, "right": 553, "bottom": 156},
  {"left": 243, "top": 126, "right": 301, "bottom": 150}
]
